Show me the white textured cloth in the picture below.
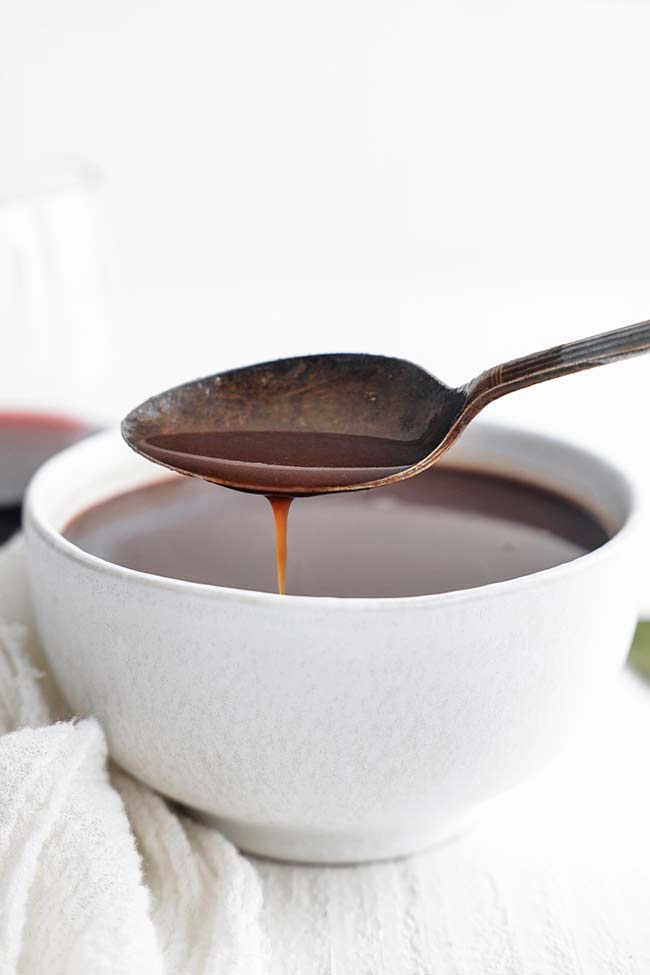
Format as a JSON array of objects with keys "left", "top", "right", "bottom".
[
  {"left": 2, "top": 535, "right": 650, "bottom": 974},
  {"left": 0, "top": 537, "right": 266, "bottom": 975}
]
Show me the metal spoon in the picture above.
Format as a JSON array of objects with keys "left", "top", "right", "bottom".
[{"left": 122, "top": 317, "right": 650, "bottom": 495}]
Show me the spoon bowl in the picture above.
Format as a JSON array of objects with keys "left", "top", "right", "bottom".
[
  {"left": 122, "top": 318, "right": 650, "bottom": 495},
  {"left": 122, "top": 354, "right": 466, "bottom": 494}
]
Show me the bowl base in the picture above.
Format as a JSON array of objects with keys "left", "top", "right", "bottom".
[{"left": 191, "top": 810, "right": 479, "bottom": 865}]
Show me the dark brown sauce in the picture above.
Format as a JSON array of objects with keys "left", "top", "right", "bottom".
[
  {"left": 132, "top": 428, "right": 427, "bottom": 594},
  {"left": 135, "top": 430, "right": 419, "bottom": 493},
  {"left": 64, "top": 467, "right": 609, "bottom": 599}
]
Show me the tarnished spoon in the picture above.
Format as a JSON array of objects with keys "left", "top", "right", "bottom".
[{"left": 122, "top": 317, "right": 650, "bottom": 496}]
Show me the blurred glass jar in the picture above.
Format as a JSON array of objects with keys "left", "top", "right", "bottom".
[{"left": 0, "top": 158, "right": 110, "bottom": 519}]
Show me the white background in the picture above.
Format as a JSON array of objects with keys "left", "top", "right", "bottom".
[{"left": 1, "top": 0, "right": 650, "bottom": 521}]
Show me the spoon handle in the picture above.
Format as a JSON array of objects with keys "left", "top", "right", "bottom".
[{"left": 467, "top": 317, "right": 650, "bottom": 404}]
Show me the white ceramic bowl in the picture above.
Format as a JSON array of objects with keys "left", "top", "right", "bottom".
[{"left": 24, "top": 423, "right": 641, "bottom": 863}]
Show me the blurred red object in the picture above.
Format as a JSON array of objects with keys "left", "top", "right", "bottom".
[{"left": 0, "top": 410, "right": 94, "bottom": 543}]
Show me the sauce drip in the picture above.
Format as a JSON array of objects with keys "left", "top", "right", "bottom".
[{"left": 268, "top": 496, "right": 292, "bottom": 595}]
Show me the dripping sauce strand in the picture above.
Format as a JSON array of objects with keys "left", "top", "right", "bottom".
[{"left": 267, "top": 496, "right": 293, "bottom": 594}]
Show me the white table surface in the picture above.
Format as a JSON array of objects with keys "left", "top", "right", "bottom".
[{"left": 256, "top": 665, "right": 650, "bottom": 975}]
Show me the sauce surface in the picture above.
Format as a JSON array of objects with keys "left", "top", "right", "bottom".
[{"left": 64, "top": 467, "right": 608, "bottom": 598}]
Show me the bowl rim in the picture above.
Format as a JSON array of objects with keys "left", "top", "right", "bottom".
[{"left": 24, "top": 421, "right": 641, "bottom": 611}]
